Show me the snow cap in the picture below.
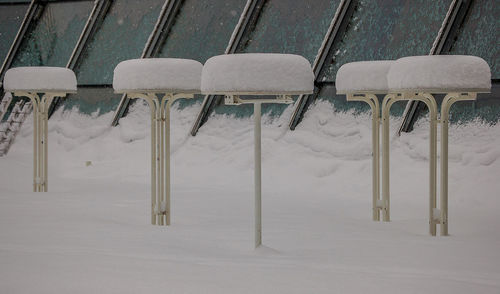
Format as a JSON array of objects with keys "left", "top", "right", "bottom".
[
  {"left": 113, "top": 58, "right": 202, "bottom": 93},
  {"left": 336, "top": 60, "right": 394, "bottom": 94},
  {"left": 388, "top": 55, "right": 491, "bottom": 93},
  {"left": 201, "top": 53, "right": 314, "bottom": 95},
  {"left": 4, "top": 67, "right": 77, "bottom": 92}
]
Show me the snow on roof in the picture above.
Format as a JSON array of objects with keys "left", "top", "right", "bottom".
[
  {"left": 113, "top": 58, "right": 202, "bottom": 93},
  {"left": 335, "top": 60, "right": 394, "bottom": 94},
  {"left": 388, "top": 55, "right": 491, "bottom": 93},
  {"left": 201, "top": 53, "right": 314, "bottom": 95},
  {"left": 3, "top": 67, "right": 77, "bottom": 92}
]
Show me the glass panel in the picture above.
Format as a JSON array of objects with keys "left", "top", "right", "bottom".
[
  {"left": 61, "top": 86, "right": 121, "bottom": 115},
  {"left": 158, "top": 0, "right": 246, "bottom": 63},
  {"left": 11, "top": 1, "right": 92, "bottom": 67},
  {"left": 447, "top": 0, "right": 499, "bottom": 78},
  {"left": 75, "top": 0, "right": 164, "bottom": 85},
  {"left": 0, "top": 4, "right": 28, "bottom": 65},
  {"left": 242, "top": 0, "right": 340, "bottom": 64},
  {"left": 320, "top": 0, "right": 452, "bottom": 82}
]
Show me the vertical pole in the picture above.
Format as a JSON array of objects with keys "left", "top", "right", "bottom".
[
  {"left": 37, "top": 104, "right": 43, "bottom": 192},
  {"left": 440, "top": 100, "right": 451, "bottom": 236},
  {"left": 428, "top": 97, "right": 438, "bottom": 236},
  {"left": 368, "top": 96, "right": 380, "bottom": 221},
  {"left": 254, "top": 103, "right": 262, "bottom": 248},
  {"left": 150, "top": 100, "right": 157, "bottom": 225},
  {"left": 381, "top": 97, "right": 392, "bottom": 222},
  {"left": 156, "top": 101, "right": 163, "bottom": 225},
  {"left": 43, "top": 99, "right": 49, "bottom": 192},
  {"left": 32, "top": 101, "right": 38, "bottom": 192},
  {"left": 158, "top": 100, "right": 165, "bottom": 226},
  {"left": 165, "top": 96, "right": 173, "bottom": 226}
]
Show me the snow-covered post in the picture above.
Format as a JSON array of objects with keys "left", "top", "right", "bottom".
[
  {"left": 200, "top": 53, "right": 313, "bottom": 247},
  {"left": 3, "top": 67, "right": 76, "bottom": 192},
  {"left": 113, "top": 58, "right": 202, "bottom": 226}
]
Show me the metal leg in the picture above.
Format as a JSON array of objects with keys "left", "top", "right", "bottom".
[
  {"left": 254, "top": 103, "right": 262, "bottom": 248},
  {"left": 381, "top": 94, "right": 397, "bottom": 222}
]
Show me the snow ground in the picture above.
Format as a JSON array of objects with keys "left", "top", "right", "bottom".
[{"left": 1, "top": 100, "right": 500, "bottom": 293}]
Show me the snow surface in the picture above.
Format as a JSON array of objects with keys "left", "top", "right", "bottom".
[
  {"left": 335, "top": 60, "right": 393, "bottom": 94},
  {"left": 201, "top": 53, "right": 314, "bottom": 95},
  {"left": 3, "top": 67, "right": 77, "bottom": 92},
  {"left": 388, "top": 55, "right": 491, "bottom": 92},
  {"left": 1, "top": 101, "right": 500, "bottom": 293},
  {"left": 113, "top": 58, "right": 202, "bottom": 93}
]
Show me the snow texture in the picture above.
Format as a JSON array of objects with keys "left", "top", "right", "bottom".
[
  {"left": 3, "top": 67, "right": 77, "bottom": 92},
  {"left": 201, "top": 53, "right": 314, "bottom": 95},
  {"left": 388, "top": 55, "right": 491, "bottom": 92},
  {"left": 1, "top": 101, "right": 500, "bottom": 293},
  {"left": 113, "top": 58, "right": 202, "bottom": 93},
  {"left": 335, "top": 60, "right": 393, "bottom": 94}
]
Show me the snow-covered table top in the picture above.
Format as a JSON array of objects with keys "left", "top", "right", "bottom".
[
  {"left": 335, "top": 60, "right": 393, "bottom": 94},
  {"left": 3, "top": 67, "right": 77, "bottom": 93},
  {"left": 113, "top": 58, "right": 202, "bottom": 94},
  {"left": 201, "top": 53, "right": 314, "bottom": 95},
  {"left": 388, "top": 55, "right": 491, "bottom": 93}
]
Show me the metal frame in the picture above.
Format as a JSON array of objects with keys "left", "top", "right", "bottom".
[
  {"left": 13, "top": 90, "right": 73, "bottom": 192},
  {"left": 189, "top": 0, "right": 266, "bottom": 136},
  {"left": 122, "top": 91, "right": 194, "bottom": 225},
  {"left": 47, "top": 0, "right": 112, "bottom": 118},
  {"left": 224, "top": 94, "right": 293, "bottom": 248},
  {"left": 398, "top": 0, "right": 474, "bottom": 134},
  {"left": 110, "top": 0, "right": 184, "bottom": 127},
  {"left": 288, "top": 0, "right": 354, "bottom": 130}
]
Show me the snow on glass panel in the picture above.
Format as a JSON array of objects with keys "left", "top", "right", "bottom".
[
  {"left": 241, "top": 0, "right": 340, "bottom": 64},
  {"left": 0, "top": 3, "right": 28, "bottom": 65},
  {"left": 12, "top": 1, "right": 92, "bottom": 67},
  {"left": 159, "top": 0, "right": 246, "bottom": 63},
  {"left": 74, "top": 0, "right": 163, "bottom": 85},
  {"left": 320, "top": 0, "right": 452, "bottom": 82},
  {"left": 447, "top": 0, "right": 499, "bottom": 79}
]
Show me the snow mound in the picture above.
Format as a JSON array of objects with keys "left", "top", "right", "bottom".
[
  {"left": 388, "top": 55, "right": 491, "bottom": 92},
  {"left": 201, "top": 53, "right": 314, "bottom": 95},
  {"left": 3, "top": 67, "right": 77, "bottom": 92},
  {"left": 335, "top": 60, "right": 393, "bottom": 94},
  {"left": 113, "top": 58, "right": 202, "bottom": 93}
]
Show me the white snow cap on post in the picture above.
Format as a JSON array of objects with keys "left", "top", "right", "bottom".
[
  {"left": 335, "top": 60, "right": 393, "bottom": 94},
  {"left": 388, "top": 55, "right": 491, "bottom": 92},
  {"left": 4, "top": 67, "right": 77, "bottom": 92},
  {"left": 201, "top": 53, "right": 314, "bottom": 95},
  {"left": 113, "top": 58, "right": 202, "bottom": 93}
]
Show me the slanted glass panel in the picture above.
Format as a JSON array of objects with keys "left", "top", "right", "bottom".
[
  {"left": 61, "top": 87, "right": 121, "bottom": 115},
  {"left": 0, "top": 4, "right": 28, "bottom": 65},
  {"left": 447, "top": 0, "right": 499, "bottom": 78},
  {"left": 241, "top": 0, "right": 340, "bottom": 64},
  {"left": 158, "top": 0, "right": 246, "bottom": 62},
  {"left": 75, "top": 0, "right": 163, "bottom": 85},
  {"left": 11, "top": 1, "right": 92, "bottom": 67},
  {"left": 320, "top": 0, "right": 452, "bottom": 82}
]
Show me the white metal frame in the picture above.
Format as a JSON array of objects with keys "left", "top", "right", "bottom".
[
  {"left": 13, "top": 91, "right": 70, "bottom": 192},
  {"left": 224, "top": 94, "right": 293, "bottom": 247},
  {"left": 126, "top": 92, "right": 194, "bottom": 226}
]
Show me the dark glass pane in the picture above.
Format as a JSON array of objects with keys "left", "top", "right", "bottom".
[
  {"left": 61, "top": 86, "right": 121, "bottom": 115},
  {"left": 12, "top": 1, "right": 92, "bottom": 67},
  {"left": 75, "top": 0, "right": 164, "bottom": 85},
  {"left": 242, "top": 0, "right": 340, "bottom": 64},
  {"left": 320, "top": 0, "right": 452, "bottom": 82},
  {"left": 447, "top": 0, "right": 499, "bottom": 78},
  {"left": 159, "top": 0, "right": 245, "bottom": 62},
  {"left": 0, "top": 4, "right": 28, "bottom": 64}
]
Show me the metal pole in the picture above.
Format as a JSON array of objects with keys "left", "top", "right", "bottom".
[
  {"left": 254, "top": 103, "right": 262, "bottom": 248},
  {"left": 32, "top": 100, "right": 38, "bottom": 192},
  {"left": 164, "top": 96, "right": 175, "bottom": 226},
  {"left": 381, "top": 95, "right": 396, "bottom": 222}
]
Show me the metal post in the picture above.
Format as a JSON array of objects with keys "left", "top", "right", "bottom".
[
  {"left": 381, "top": 95, "right": 396, "bottom": 222},
  {"left": 254, "top": 103, "right": 262, "bottom": 248},
  {"left": 164, "top": 95, "right": 176, "bottom": 226},
  {"left": 32, "top": 99, "right": 38, "bottom": 192}
]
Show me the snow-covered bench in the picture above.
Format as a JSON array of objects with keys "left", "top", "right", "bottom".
[
  {"left": 336, "top": 55, "right": 491, "bottom": 236},
  {"left": 201, "top": 53, "right": 314, "bottom": 247},
  {"left": 113, "top": 58, "right": 202, "bottom": 226},
  {"left": 336, "top": 60, "right": 393, "bottom": 223},
  {"left": 3, "top": 67, "right": 77, "bottom": 192}
]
